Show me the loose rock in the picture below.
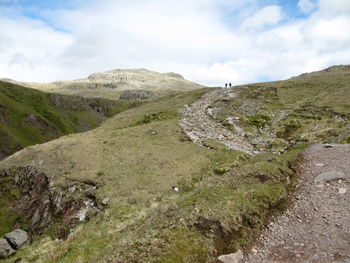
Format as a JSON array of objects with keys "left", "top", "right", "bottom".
[
  {"left": 315, "top": 163, "right": 325, "bottom": 167},
  {"left": 5, "top": 229, "right": 30, "bottom": 250},
  {"left": 218, "top": 250, "right": 244, "bottom": 263},
  {"left": 314, "top": 171, "right": 347, "bottom": 183},
  {"left": 102, "top": 197, "right": 110, "bottom": 206},
  {"left": 338, "top": 188, "right": 347, "bottom": 194}
]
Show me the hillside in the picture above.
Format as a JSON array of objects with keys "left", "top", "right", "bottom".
[
  {"left": 1, "top": 69, "right": 203, "bottom": 99},
  {"left": 210, "top": 64, "right": 350, "bottom": 152},
  {"left": 0, "top": 80, "right": 135, "bottom": 160},
  {"left": 0, "top": 65, "right": 349, "bottom": 262}
]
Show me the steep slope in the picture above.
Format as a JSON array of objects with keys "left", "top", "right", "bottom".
[
  {"left": 2, "top": 69, "right": 203, "bottom": 99},
  {"left": 0, "top": 80, "right": 134, "bottom": 160},
  {"left": 0, "top": 65, "right": 349, "bottom": 263}
]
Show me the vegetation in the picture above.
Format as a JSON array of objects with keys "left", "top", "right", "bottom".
[
  {"left": 0, "top": 173, "right": 26, "bottom": 236},
  {"left": 211, "top": 65, "right": 350, "bottom": 152},
  {"left": 0, "top": 65, "right": 349, "bottom": 262},
  {"left": 0, "top": 80, "right": 135, "bottom": 159}
]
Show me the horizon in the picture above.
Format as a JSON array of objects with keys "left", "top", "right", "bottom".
[{"left": 0, "top": 0, "right": 349, "bottom": 86}]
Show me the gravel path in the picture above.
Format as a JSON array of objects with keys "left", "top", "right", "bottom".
[
  {"left": 243, "top": 144, "right": 350, "bottom": 263},
  {"left": 178, "top": 88, "right": 255, "bottom": 155},
  {"left": 180, "top": 90, "right": 349, "bottom": 263}
]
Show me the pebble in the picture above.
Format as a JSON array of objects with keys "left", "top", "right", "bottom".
[
  {"left": 315, "top": 163, "right": 325, "bottom": 167},
  {"left": 338, "top": 188, "right": 347, "bottom": 194}
]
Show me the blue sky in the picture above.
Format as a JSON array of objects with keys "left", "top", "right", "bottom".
[
  {"left": 1, "top": 0, "right": 309, "bottom": 24},
  {"left": 0, "top": 0, "right": 349, "bottom": 85}
]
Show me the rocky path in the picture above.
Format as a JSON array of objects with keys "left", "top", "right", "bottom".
[
  {"left": 178, "top": 88, "right": 255, "bottom": 155},
  {"left": 243, "top": 144, "right": 350, "bottom": 263},
  {"left": 180, "top": 89, "right": 349, "bottom": 263}
]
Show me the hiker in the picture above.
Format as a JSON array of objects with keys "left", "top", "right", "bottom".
[
  {"left": 225, "top": 83, "right": 228, "bottom": 88},
  {"left": 229, "top": 83, "right": 232, "bottom": 88}
]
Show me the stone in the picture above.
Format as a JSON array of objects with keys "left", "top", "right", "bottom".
[
  {"left": 5, "top": 229, "right": 30, "bottom": 250},
  {"left": 218, "top": 134, "right": 225, "bottom": 141},
  {"left": 315, "top": 163, "right": 325, "bottom": 167},
  {"left": 0, "top": 239, "right": 16, "bottom": 259},
  {"left": 206, "top": 108, "right": 213, "bottom": 117},
  {"left": 218, "top": 250, "right": 244, "bottom": 263},
  {"left": 102, "top": 197, "right": 110, "bottom": 206},
  {"left": 314, "top": 171, "right": 347, "bottom": 183},
  {"left": 323, "top": 144, "right": 334, "bottom": 148},
  {"left": 338, "top": 188, "right": 347, "bottom": 194},
  {"left": 119, "top": 89, "right": 155, "bottom": 100}
]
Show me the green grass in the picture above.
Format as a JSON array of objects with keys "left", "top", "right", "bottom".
[
  {"left": 0, "top": 87, "right": 306, "bottom": 263},
  {"left": 0, "top": 81, "right": 134, "bottom": 159},
  {"left": 0, "top": 66, "right": 349, "bottom": 262},
  {"left": 211, "top": 67, "right": 350, "bottom": 152},
  {"left": 0, "top": 173, "right": 26, "bottom": 236}
]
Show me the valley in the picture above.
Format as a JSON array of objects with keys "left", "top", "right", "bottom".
[{"left": 0, "top": 65, "right": 349, "bottom": 262}]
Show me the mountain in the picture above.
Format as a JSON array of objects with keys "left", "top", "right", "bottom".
[
  {"left": 0, "top": 80, "right": 135, "bottom": 160},
  {"left": 1, "top": 69, "right": 204, "bottom": 99},
  {"left": 0, "top": 65, "right": 349, "bottom": 262}
]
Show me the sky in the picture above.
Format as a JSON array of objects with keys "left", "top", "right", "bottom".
[{"left": 0, "top": 0, "right": 349, "bottom": 86}]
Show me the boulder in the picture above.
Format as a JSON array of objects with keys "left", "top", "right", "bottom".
[
  {"left": 218, "top": 250, "right": 244, "bottom": 263},
  {"left": 314, "top": 171, "right": 347, "bottom": 183},
  {"left": 5, "top": 229, "right": 30, "bottom": 250},
  {"left": 119, "top": 90, "right": 155, "bottom": 100},
  {"left": 0, "top": 239, "right": 15, "bottom": 259}
]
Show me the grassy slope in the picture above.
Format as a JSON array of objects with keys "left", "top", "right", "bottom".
[
  {"left": 212, "top": 65, "right": 350, "bottom": 151},
  {"left": 0, "top": 66, "right": 348, "bottom": 262},
  {"left": 0, "top": 81, "right": 134, "bottom": 159},
  {"left": 0, "top": 88, "right": 303, "bottom": 263}
]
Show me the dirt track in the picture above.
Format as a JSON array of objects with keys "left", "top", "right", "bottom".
[
  {"left": 243, "top": 144, "right": 350, "bottom": 263},
  {"left": 179, "top": 89, "right": 350, "bottom": 263}
]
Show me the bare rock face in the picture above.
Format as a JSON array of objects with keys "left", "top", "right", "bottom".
[
  {"left": 5, "top": 229, "right": 30, "bottom": 250},
  {"left": 119, "top": 90, "right": 155, "bottom": 100},
  {"left": 0, "top": 239, "right": 15, "bottom": 259},
  {"left": 0, "top": 166, "right": 100, "bottom": 238}
]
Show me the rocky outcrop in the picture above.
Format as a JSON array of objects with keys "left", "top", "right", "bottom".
[
  {"left": 26, "top": 113, "right": 56, "bottom": 132},
  {"left": 0, "top": 166, "right": 101, "bottom": 238},
  {"left": 120, "top": 90, "right": 155, "bottom": 100}
]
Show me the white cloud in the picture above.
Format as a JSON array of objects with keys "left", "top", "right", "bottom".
[
  {"left": 0, "top": 0, "right": 350, "bottom": 86},
  {"left": 298, "top": 0, "right": 316, "bottom": 13},
  {"left": 240, "top": 5, "right": 284, "bottom": 31},
  {"left": 318, "top": 0, "right": 350, "bottom": 16}
]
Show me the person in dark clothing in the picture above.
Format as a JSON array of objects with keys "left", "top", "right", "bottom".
[
  {"left": 225, "top": 83, "right": 228, "bottom": 88},
  {"left": 229, "top": 83, "right": 232, "bottom": 88}
]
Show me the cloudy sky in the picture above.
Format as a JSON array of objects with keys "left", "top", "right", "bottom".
[{"left": 0, "top": 0, "right": 349, "bottom": 85}]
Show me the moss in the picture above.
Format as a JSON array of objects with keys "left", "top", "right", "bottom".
[
  {"left": 341, "top": 136, "right": 350, "bottom": 144},
  {"left": 160, "top": 227, "right": 209, "bottom": 263},
  {"left": 0, "top": 174, "right": 27, "bottom": 236},
  {"left": 246, "top": 114, "right": 271, "bottom": 129}
]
